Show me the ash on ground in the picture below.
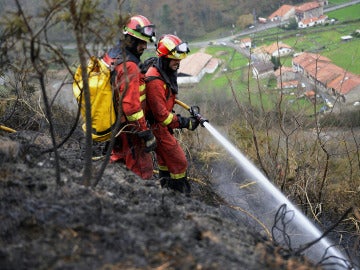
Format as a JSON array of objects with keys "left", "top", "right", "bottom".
[{"left": 0, "top": 131, "right": 324, "bottom": 270}]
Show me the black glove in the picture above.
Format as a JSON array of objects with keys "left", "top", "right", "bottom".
[
  {"left": 137, "top": 130, "right": 157, "bottom": 152},
  {"left": 177, "top": 115, "right": 200, "bottom": 131}
]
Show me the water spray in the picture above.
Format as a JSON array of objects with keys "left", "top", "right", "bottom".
[{"left": 175, "top": 99, "right": 355, "bottom": 270}]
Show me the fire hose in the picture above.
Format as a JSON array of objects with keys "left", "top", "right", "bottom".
[
  {"left": 175, "top": 99, "right": 208, "bottom": 127},
  {"left": 0, "top": 125, "right": 16, "bottom": 133}
]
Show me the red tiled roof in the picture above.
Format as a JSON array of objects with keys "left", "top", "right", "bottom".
[
  {"left": 206, "top": 58, "right": 219, "bottom": 72},
  {"left": 307, "top": 61, "right": 343, "bottom": 84},
  {"left": 293, "top": 52, "right": 360, "bottom": 95},
  {"left": 241, "top": 37, "right": 251, "bottom": 43},
  {"left": 327, "top": 73, "right": 360, "bottom": 94},
  {"left": 300, "top": 15, "right": 327, "bottom": 25},
  {"left": 293, "top": 52, "right": 331, "bottom": 68},
  {"left": 296, "top": 1, "right": 320, "bottom": 12},
  {"left": 305, "top": 90, "right": 316, "bottom": 97},
  {"left": 269, "top": 5, "right": 294, "bottom": 19}
]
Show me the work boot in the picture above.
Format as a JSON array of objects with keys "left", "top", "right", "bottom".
[
  {"left": 160, "top": 177, "right": 170, "bottom": 188},
  {"left": 159, "top": 169, "right": 170, "bottom": 179},
  {"left": 167, "top": 177, "right": 191, "bottom": 195},
  {"left": 159, "top": 170, "right": 171, "bottom": 188}
]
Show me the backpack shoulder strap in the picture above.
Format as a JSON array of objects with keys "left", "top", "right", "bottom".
[
  {"left": 144, "top": 66, "right": 162, "bottom": 83},
  {"left": 145, "top": 74, "right": 171, "bottom": 100},
  {"left": 140, "top": 56, "right": 157, "bottom": 74},
  {"left": 144, "top": 75, "right": 161, "bottom": 83}
]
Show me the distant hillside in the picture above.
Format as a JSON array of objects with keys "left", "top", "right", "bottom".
[
  {"left": 0, "top": 0, "right": 308, "bottom": 41},
  {"left": 120, "top": 0, "right": 309, "bottom": 40}
]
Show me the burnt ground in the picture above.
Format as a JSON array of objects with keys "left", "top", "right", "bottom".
[{"left": 0, "top": 129, "right": 350, "bottom": 270}]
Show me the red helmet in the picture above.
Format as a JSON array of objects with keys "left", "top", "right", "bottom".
[
  {"left": 123, "top": 15, "right": 156, "bottom": 43},
  {"left": 156, "top": 34, "right": 190, "bottom": 60}
]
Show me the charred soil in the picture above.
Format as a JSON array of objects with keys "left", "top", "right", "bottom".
[{"left": 0, "top": 128, "right": 324, "bottom": 270}]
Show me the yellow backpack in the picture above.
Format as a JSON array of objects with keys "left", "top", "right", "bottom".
[{"left": 72, "top": 56, "right": 116, "bottom": 142}]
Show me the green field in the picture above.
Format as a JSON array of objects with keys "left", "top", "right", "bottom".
[
  {"left": 327, "top": 3, "right": 360, "bottom": 20},
  {"left": 329, "top": 0, "right": 352, "bottom": 4},
  {"left": 322, "top": 38, "right": 360, "bottom": 74}
]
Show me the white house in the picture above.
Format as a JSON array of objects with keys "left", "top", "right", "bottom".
[
  {"left": 266, "top": 42, "right": 293, "bottom": 57},
  {"left": 298, "top": 15, "right": 328, "bottom": 28},
  {"left": 253, "top": 42, "right": 293, "bottom": 61},
  {"left": 240, "top": 37, "right": 252, "bottom": 49}
]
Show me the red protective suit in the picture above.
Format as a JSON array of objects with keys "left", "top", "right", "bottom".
[
  {"left": 145, "top": 66, "right": 187, "bottom": 180},
  {"left": 102, "top": 50, "right": 153, "bottom": 180}
]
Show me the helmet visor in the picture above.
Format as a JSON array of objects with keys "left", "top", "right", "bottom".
[
  {"left": 136, "top": 25, "right": 155, "bottom": 38},
  {"left": 168, "top": 42, "right": 190, "bottom": 59},
  {"left": 172, "top": 42, "right": 190, "bottom": 53}
]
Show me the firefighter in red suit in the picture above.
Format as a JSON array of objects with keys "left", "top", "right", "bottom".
[
  {"left": 102, "top": 15, "right": 156, "bottom": 179},
  {"left": 145, "top": 34, "right": 200, "bottom": 194}
]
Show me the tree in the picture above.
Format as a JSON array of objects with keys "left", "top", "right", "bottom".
[
  {"left": 0, "top": 0, "right": 121, "bottom": 186},
  {"left": 285, "top": 17, "right": 298, "bottom": 30},
  {"left": 236, "top": 13, "right": 253, "bottom": 29},
  {"left": 271, "top": 55, "right": 281, "bottom": 70},
  {"left": 160, "top": 4, "right": 174, "bottom": 33}
]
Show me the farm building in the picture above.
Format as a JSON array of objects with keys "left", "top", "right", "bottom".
[
  {"left": 253, "top": 42, "right": 293, "bottom": 61},
  {"left": 268, "top": 1, "right": 326, "bottom": 26},
  {"left": 292, "top": 52, "right": 360, "bottom": 104},
  {"left": 275, "top": 66, "right": 296, "bottom": 83},
  {"left": 295, "top": 1, "right": 323, "bottom": 21},
  {"left": 264, "top": 42, "right": 293, "bottom": 57},
  {"left": 177, "top": 52, "right": 219, "bottom": 84},
  {"left": 268, "top": 5, "right": 295, "bottom": 22},
  {"left": 251, "top": 61, "right": 274, "bottom": 79}
]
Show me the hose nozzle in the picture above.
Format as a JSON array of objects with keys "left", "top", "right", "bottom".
[
  {"left": 190, "top": 106, "right": 209, "bottom": 127},
  {"left": 174, "top": 100, "right": 209, "bottom": 127}
]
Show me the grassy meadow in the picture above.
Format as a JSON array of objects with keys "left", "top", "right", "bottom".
[{"left": 328, "top": 3, "right": 360, "bottom": 20}]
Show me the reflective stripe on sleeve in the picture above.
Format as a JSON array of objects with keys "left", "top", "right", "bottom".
[
  {"left": 126, "top": 110, "right": 144, "bottom": 121},
  {"left": 162, "top": 113, "right": 174, "bottom": 126}
]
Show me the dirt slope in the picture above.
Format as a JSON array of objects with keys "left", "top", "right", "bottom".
[{"left": 0, "top": 131, "right": 321, "bottom": 270}]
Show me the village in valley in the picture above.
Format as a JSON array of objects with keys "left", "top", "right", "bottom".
[{"left": 177, "top": 0, "right": 360, "bottom": 113}]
